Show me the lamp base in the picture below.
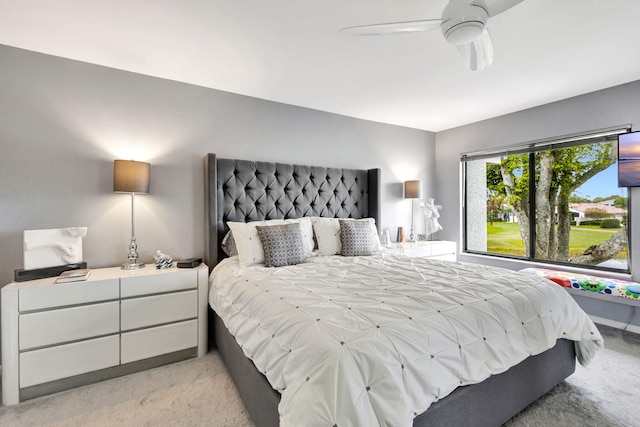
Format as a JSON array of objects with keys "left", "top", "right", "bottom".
[
  {"left": 122, "top": 232, "right": 144, "bottom": 270},
  {"left": 121, "top": 262, "right": 145, "bottom": 270}
]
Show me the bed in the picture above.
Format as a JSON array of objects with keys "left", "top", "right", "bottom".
[{"left": 204, "top": 153, "right": 602, "bottom": 427}]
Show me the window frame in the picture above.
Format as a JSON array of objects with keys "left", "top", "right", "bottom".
[{"left": 461, "top": 125, "right": 632, "bottom": 274}]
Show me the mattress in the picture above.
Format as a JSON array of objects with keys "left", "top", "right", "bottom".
[{"left": 209, "top": 253, "right": 603, "bottom": 427}]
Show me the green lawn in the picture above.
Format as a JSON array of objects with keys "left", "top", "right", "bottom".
[{"left": 486, "top": 222, "right": 624, "bottom": 258}]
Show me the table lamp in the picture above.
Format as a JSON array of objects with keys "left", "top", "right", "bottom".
[
  {"left": 114, "top": 160, "right": 150, "bottom": 269},
  {"left": 404, "top": 180, "right": 422, "bottom": 242}
]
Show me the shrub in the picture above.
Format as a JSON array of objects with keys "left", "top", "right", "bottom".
[
  {"left": 600, "top": 218, "right": 620, "bottom": 228},
  {"left": 579, "top": 220, "right": 602, "bottom": 226}
]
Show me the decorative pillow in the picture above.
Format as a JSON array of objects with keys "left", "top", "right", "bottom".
[
  {"left": 360, "top": 218, "right": 383, "bottom": 252},
  {"left": 313, "top": 217, "right": 382, "bottom": 256},
  {"left": 339, "top": 219, "right": 374, "bottom": 256},
  {"left": 306, "top": 216, "right": 321, "bottom": 249},
  {"left": 312, "top": 218, "right": 342, "bottom": 255},
  {"left": 256, "top": 223, "right": 306, "bottom": 267},
  {"left": 227, "top": 218, "right": 314, "bottom": 267},
  {"left": 221, "top": 231, "right": 238, "bottom": 257},
  {"left": 295, "top": 217, "right": 315, "bottom": 255}
]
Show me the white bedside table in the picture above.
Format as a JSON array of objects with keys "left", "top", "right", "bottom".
[
  {"left": 1, "top": 263, "right": 209, "bottom": 405},
  {"left": 384, "top": 241, "right": 457, "bottom": 261}
]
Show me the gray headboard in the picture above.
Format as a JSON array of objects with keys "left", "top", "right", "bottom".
[{"left": 204, "top": 153, "right": 381, "bottom": 269}]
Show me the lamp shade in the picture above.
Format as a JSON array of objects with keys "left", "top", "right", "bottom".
[
  {"left": 113, "top": 160, "right": 150, "bottom": 193},
  {"left": 404, "top": 180, "right": 421, "bottom": 199}
]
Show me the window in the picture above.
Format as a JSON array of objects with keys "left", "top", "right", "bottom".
[{"left": 462, "top": 126, "right": 631, "bottom": 272}]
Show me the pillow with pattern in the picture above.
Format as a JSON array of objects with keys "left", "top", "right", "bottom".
[
  {"left": 221, "top": 230, "right": 238, "bottom": 257},
  {"left": 228, "top": 218, "right": 314, "bottom": 267},
  {"left": 339, "top": 219, "right": 374, "bottom": 256},
  {"left": 256, "top": 222, "right": 306, "bottom": 267}
]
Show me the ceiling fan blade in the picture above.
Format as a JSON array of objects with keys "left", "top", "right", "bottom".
[
  {"left": 477, "top": 0, "right": 525, "bottom": 18},
  {"left": 455, "top": 28, "right": 494, "bottom": 71},
  {"left": 340, "top": 19, "right": 442, "bottom": 36}
]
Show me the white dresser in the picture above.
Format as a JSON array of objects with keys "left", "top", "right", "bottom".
[
  {"left": 384, "top": 240, "right": 457, "bottom": 261},
  {"left": 1, "top": 264, "right": 209, "bottom": 405}
]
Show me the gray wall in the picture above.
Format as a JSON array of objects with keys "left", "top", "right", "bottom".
[
  {"left": 0, "top": 44, "right": 435, "bottom": 283},
  {"left": 435, "top": 80, "right": 640, "bottom": 282},
  {"left": 3, "top": 42, "right": 639, "bottom": 358}
]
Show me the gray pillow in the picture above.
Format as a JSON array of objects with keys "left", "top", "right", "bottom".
[
  {"left": 256, "top": 223, "right": 306, "bottom": 267},
  {"left": 221, "top": 230, "right": 238, "bottom": 257},
  {"left": 339, "top": 219, "right": 374, "bottom": 256}
]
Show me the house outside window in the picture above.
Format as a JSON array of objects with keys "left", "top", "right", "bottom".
[{"left": 462, "top": 126, "right": 631, "bottom": 273}]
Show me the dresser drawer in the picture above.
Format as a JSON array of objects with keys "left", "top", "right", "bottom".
[
  {"left": 19, "top": 279, "right": 119, "bottom": 312},
  {"left": 20, "top": 335, "right": 119, "bottom": 387},
  {"left": 19, "top": 301, "right": 119, "bottom": 350},
  {"left": 402, "top": 246, "right": 430, "bottom": 257},
  {"left": 429, "top": 242, "right": 456, "bottom": 256},
  {"left": 121, "top": 319, "right": 197, "bottom": 364},
  {"left": 121, "top": 269, "right": 197, "bottom": 298},
  {"left": 121, "top": 290, "right": 197, "bottom": 331}
]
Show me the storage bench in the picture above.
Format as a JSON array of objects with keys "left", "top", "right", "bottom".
[{"left": 519, "top": 267, "right": 640, "bottom": 332}]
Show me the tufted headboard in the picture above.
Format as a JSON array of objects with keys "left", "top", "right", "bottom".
[{"left": 204, "top": 153, "right": 381, "bottom": 269}]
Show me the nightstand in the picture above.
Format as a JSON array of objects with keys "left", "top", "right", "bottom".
[
  {"left": 1, "top": 263, "right": 209, "bottom": 406},
  {"left": 384, "top": 240, "right": 457, "bottom": 261}
]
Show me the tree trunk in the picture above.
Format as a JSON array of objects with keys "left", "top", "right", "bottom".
[
  {"left": 569, "top": 229, "right": 628, "bottom": 265},
  {"left": 555, "top": 191, "right": 571, "bottom": 261},
  {"left": 535, "top": 152, "right": 554, "bottom": 259},
  {"left": 547, "top": 195, "right": 558, "bottom": 260}
]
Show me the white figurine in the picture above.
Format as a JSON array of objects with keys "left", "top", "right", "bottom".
[{"left": 422, "top": 198, "right": 443, "bottom": 237}]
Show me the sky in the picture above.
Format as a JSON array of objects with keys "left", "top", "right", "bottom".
[{"left": 573, "top": 164, "right": 627, "bottom": 200}]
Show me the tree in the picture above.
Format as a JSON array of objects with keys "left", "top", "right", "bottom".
[
  {"left": 569, "top": 194, "right": 590, "bottom": 203},
  {"left": 613, "top": 197, "right": 628, "bottom": 209},
  {"left": 584, "top": 208, "right": 609, "bottom": 220},
  {"left": 570, "top": 229, "right": 627, "bottom": 264},
  {"left": 489, "top": 142, "right": 625, "bottom": 264},
  {"left": 486, "top": 165, "right": 508, "bottom": 224}
]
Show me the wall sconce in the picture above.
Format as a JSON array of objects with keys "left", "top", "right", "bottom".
[
  {"left": 113, "top": 160, "right": 150, "bottom": 269},
  {"left": 404, "top": 180, "right": 422, "bottom": 242}
]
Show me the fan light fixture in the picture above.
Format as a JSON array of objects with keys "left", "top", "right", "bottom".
[
  {"left": 441, "top": 2, "right": 488, "bottom": 45},
  {"left": 341, "top": 0, "right": 525, "bottom": 72},
  {"left": 114, "top": 159, "right": 150, "bottom": 270}
]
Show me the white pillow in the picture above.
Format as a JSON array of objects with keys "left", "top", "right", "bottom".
[
  {"left": 312, "top": 217, "right": 382, "bottom": 256},
  {"left": 312, "top": 218, "right": 341, "bottom": 255},
  {"left": 294, "top": 217, "right": 314, "bottom": 255},
  {"left": 227, "top": 217, "right": 314, "bottom": 267}
]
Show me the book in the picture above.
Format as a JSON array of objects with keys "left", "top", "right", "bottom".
[{"left": 55, "top": 269, "right": 91, "bottom": 284}]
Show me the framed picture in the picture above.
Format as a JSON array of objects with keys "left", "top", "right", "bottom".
[{"left": 618, "top": 130, "right": 640, "bottom": 187}]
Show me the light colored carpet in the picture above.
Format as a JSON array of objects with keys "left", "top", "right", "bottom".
[
  {"left": 505, "top": 325, "right": 640, "bottom": 427},
  {"left": 0, "top": 352, "right": 253, "bottom": 427},
  {"left": 1, "top": 325, "right": 637, "bottom": 427}
]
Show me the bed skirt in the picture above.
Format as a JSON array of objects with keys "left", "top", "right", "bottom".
[{"left": 211, "top": 309, "right": 576, "bottom": 427}]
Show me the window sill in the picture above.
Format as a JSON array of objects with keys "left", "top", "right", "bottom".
[{"left": 457, "top": 251, "right": 633, "bottom": 282}]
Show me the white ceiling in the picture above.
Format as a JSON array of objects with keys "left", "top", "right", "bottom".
[{"left": 1, "top": 0, "right": 639, "bottom": 132}]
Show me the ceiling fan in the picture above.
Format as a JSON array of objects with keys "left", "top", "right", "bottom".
[{"left": 341, "top": 0, "right": 525, "bottom": 72}]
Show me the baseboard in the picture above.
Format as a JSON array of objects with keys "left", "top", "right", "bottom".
[{"left": 591, "top": 315, "right": 640, "bottom": 334}]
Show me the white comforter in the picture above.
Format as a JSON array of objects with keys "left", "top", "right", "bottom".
[{"left": 209, "top": 253, "right": 603, "bottom": 427}]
